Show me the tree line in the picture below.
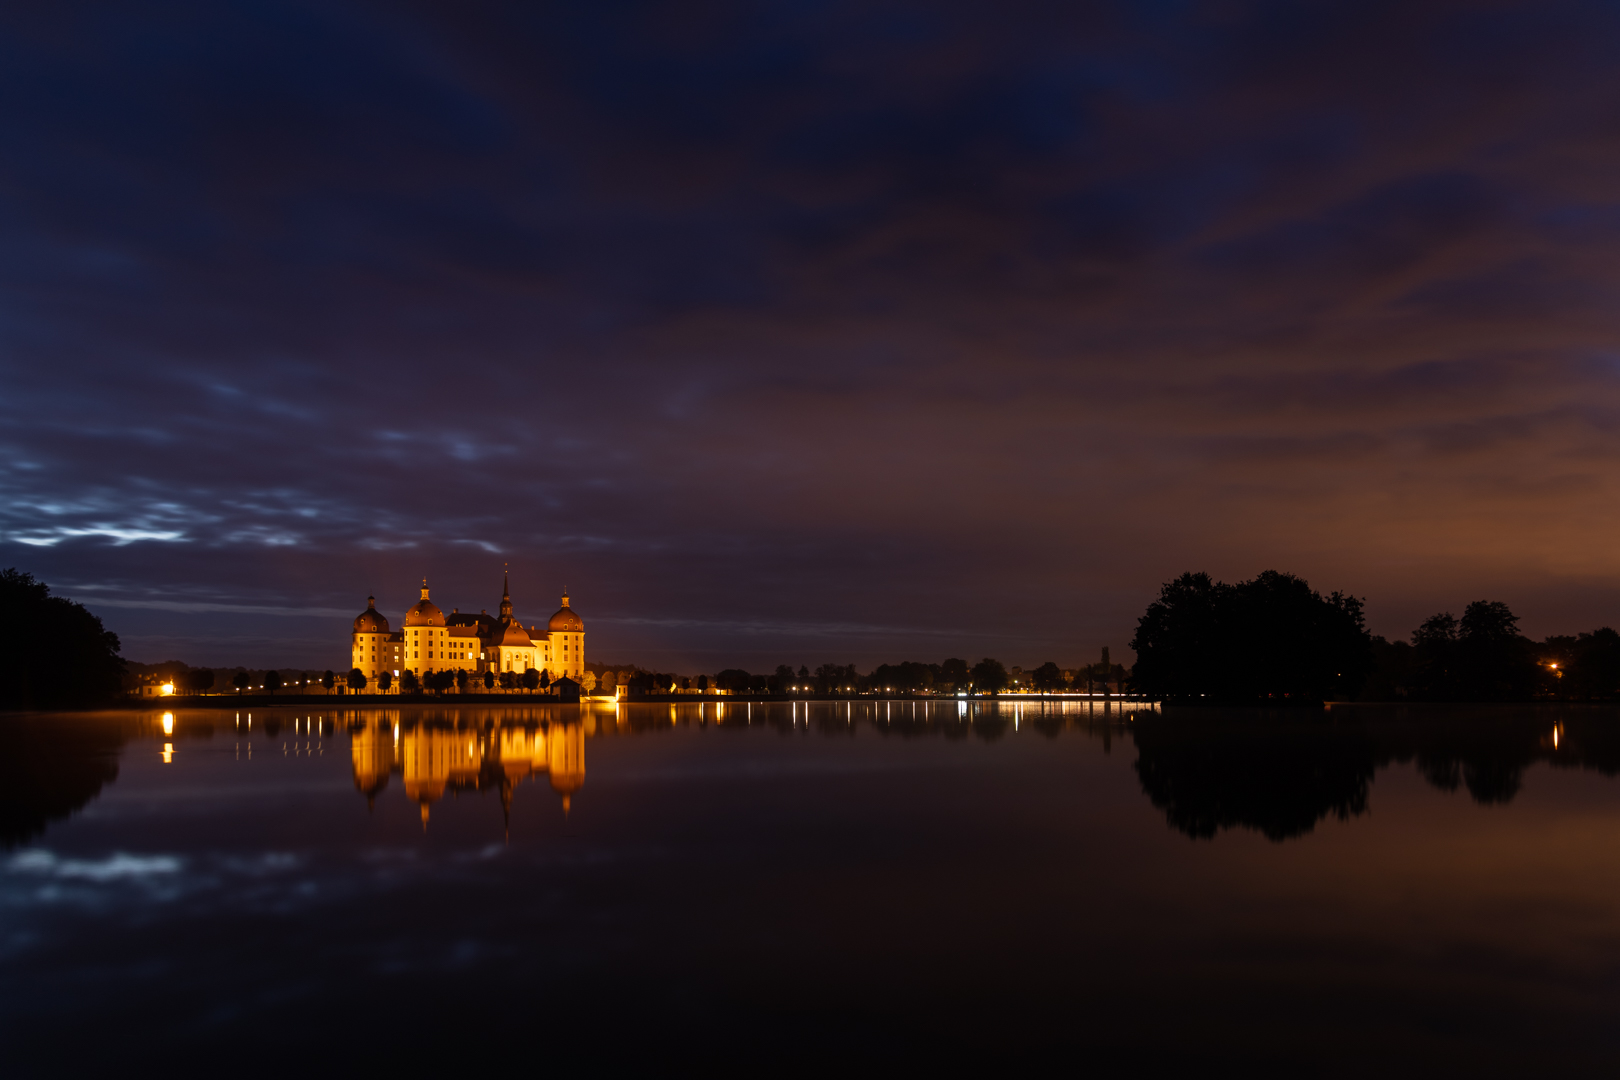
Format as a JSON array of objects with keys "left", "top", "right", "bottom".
[
  {"left": 625, "top": 657, "right": 1096, "bottom": 697},
  {"left": 1130, "top": 569, "right": 1620, "bottom": 703}
]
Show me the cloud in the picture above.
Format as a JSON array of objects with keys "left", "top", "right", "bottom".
[
  {"left": 5, "top": 1, "right": 1620, "bottom": 664},
  {"left": 8, "top": 851, "right": 182, "bottom": 882}
]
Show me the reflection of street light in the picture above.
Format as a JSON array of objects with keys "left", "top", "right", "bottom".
[{"left": 162, "top": 712, "right": 174, "bottom": 735}]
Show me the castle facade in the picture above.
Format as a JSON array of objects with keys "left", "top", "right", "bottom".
[{"left": 351, "top": 575, "right": 584, "bottom": 686}]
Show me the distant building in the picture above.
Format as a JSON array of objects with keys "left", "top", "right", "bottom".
[{"left": 349, "top": 575, "right": 585, "bottom": 687}]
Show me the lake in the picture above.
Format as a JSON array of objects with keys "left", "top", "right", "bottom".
[{"left": 3, "top": 700, "right": 1619, "bottom": 1075}]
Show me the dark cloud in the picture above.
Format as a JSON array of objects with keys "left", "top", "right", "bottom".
[{"left": 5, "top": 1, "right": 1620, "bottom": 668}]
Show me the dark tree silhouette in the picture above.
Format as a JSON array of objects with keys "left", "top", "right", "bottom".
[
  {"left": 1130, "top": 570, "right": 1371, "bottom": 704},
  {"left": 0, "top": 568, "right": 125, "bottom": 709},
  {"left": 233, "top": 671, "right": 251, "bottom": 695},
  {"left": 1564, "top": 628, "right": 1620, "bottom": 699},
  {"left": 522, "top": 668, "right": 540, "bottom": 693},
  {"left": 348, "top": 668, "right": 367, "bottom": 691},
  {"left": 377, "top": 670, "right": 393, "bottom": 691},
  {"left": 970, "top": 658, "right": 1008, "bottom": 694},
  {"left": 483, "top": 670, "right": 495, "bottom": 690},
  {"left": 1408, "top": 601, "right": 1538, "bottom": 701},
  {"left": 939, "top": 658, "right": 969, "bottom": 691},
  {"left": 264, "top": 670, "right": 282, "bottom": 695},
  {"left": 185, "top": 668, "right": 215, "bottom": 695},
  {"left": 1457, "top": 601, "right": 1537, "bottom": 700},
  {"left": 1031, "top": 662, "right": 1065, "bottom": 694},
  {"left": 455, "top": 669, "right": 468, "bottom": 692},
  {"left": 321, "top": 670, "right": 335, "bottom": 693},
  {"left": 539, "top": 669, "right": 551, "bottom": 691},
  {"left": 400, "top": 670, "right": 419, "bottom": 693},
  {"left": 499, "top": 671, "right": 517, "bottom": 690}
]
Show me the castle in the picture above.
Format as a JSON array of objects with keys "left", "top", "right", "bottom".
[{"left": 351, "top": 575, "right": 584, "bottom": 686}]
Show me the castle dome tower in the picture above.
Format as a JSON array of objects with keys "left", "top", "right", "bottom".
[
  {"left": 353, "top": 596, "right": 389, "bottom": 634},
  {"left": 548, "top": 591, "right": 583, "bottom": 633},
  {"left": 546, "top": 591, "right": 585, "bottom": 684},
  {"left": 404, "top": 580, "right": 446, "bottom": 627},
  {"left": 351, "top": 596, "right": 398, "bottom": 686}
]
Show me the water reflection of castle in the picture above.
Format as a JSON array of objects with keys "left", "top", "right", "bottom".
[{"left": 350, "top": 716, "right": 584, "bottom": 827}]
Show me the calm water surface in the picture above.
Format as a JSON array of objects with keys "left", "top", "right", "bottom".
[{"left": 4, "top": 701, "right": 1620, "bottom": 1075}]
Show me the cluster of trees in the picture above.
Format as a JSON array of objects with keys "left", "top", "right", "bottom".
[
  {"left": 1130, "top": 570, "right": 1373, "bottom": 705},
  {"left": 630, "top": 658, "right": 1069, "bottom": 697},
  {"left": 1131, "top": 569, "right": 1620, "bottom": 704},
  {"left": 0, "top": 569, "right": 125, "bottom": 709},
  {"left": 1362, "top": 602, "right": 1620, "bottom": 702},
  {"left": 340, "top": 666, "right": 578, "bottom": 695}
]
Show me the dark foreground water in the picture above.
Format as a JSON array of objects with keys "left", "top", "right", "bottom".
[{"left": 3, "top": 700, "right": 1620, "bottom": 1076}]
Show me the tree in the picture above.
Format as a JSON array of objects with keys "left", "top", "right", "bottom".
[
  {"left": 1032, "top": 662, "right": 1065, "bottom": 694},
  {"left": 1564, "top": 628, "right": 1620, "bottom": 699},
  {"left": 483, "top": 670, "right": 495, "bottom": 690},
  {"left": 0, "top": 568, "right": 125, "bottom": 709},
  {"left": 1408, "top": 602, "right": 1538, "bottom": 701},
  {"left": 321, "top": 670, "right": 336, "bottom": 694},
  {"left": 185, "top": 668, "right": 216, "bottom": 695},
  {"left": 400, "top": 670, "right": 419, "bottom": 693},
  {"left": 348, "top": 668, "right": 367, "bottom": 691},
  {"left": 233, "top": 671, "right": 251, "bottom": 695},
  {"left": 499, "top": 671, "right": 517, "bottom": 691},
  {"left": 717, "top": 669, "right": 751, "bottom": 692},
  {"left": 264, "top": 670, "right": 282, "bottom": 695},
  {"left": 1457, "top": 600, "right": 1537, "bottom": 700},
  {"left": 1410, "top": 612, "right": 1459, "bottom": 700},
  {"left": 939, "top": 658, "right": 969, "bottom": 692},
  {"left": 1130, "top": 570, "right": 1372, "bottom": 704},
  {"left": 696, "top": 674, "right": 709, "bottom": 692},
  {"left": 1357, "top": 636, "right": 1415, "bottom": 701},
  {"left": 522, "top": 668, "right": 540, "bottom": 693},
  {"left": 539, "top": 669, "right": 551, "bottom": 692},
  {"left": 377, "top": 670, "right": 393, "bottom": 691},
  {"left": 455, "top": 669, "right": 468, "bottom": 693},
  {"left": 971, "top": 658, "right": 1008, "bottom": 695}
]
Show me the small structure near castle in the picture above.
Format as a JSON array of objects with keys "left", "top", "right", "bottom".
[{"left": 350, "top": 575, "right": 584, "bottom": 687}]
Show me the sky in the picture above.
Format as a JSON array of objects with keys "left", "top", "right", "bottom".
[{"left": 5, "top": 0, "right": 1620, "bottom": 672}]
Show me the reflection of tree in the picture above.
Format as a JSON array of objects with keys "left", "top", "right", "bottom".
[
  {"left": 1132, "top": 706, "right": 1620, "bottom": 841},
  {"left": 1132, "top": 711, "right": 1378, "bottom": 841},
  {"left": 0, "top": 717, "right": 125, "bottom": 849},
  {"left": 971, "top": 715, "right": 1009, "bottom": 742}
]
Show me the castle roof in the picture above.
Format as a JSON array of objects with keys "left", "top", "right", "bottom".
[
  {"left": 548, "top": 593, "right": 583, "bottom": 632},
  {"left": 404, "top": 580, "right": 446, "bottom": 627},
  {"left": 354, "top": 596, "right": 389, "bottom": 634},
  {"left": 494, "top": 618, "right": 533, "bottom": 647}
]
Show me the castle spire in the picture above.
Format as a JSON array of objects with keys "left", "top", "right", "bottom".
[
  {"left": 500, "top": 569, "right": 513, "bottom": 620},
  {"left": 420, "top": 578, "right": 430, "bottom": 601}
]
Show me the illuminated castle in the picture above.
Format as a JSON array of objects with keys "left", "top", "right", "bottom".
[{"left": 350, "top": 575, "right": 585, "bottom": 686}]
